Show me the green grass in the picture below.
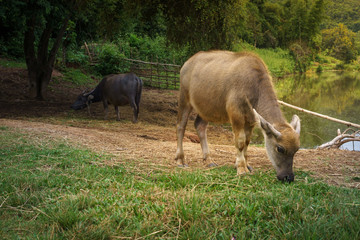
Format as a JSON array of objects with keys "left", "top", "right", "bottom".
[
  {"left": 233, "top": 42, "right": 296, "bottom": 77},
  {"left": 1, "top": 124, "right": 360, "bottom": 239},
  {"left": 0, "top": 58, "right": 27, "bottom": 68},
  {"left": 61, "top": 68, "right": 95, "bottom": 86}
]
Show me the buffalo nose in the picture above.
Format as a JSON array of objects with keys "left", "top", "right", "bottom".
[{"left": 277, "top": 173, "right": 294, "bottom": 183}]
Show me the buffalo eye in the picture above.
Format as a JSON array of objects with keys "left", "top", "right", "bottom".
[{"left": 276, "top": 145, "right": 286, "bottom": 154}]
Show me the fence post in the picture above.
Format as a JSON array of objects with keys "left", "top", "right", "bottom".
[
  {"left": 150, "top": 56, "right": 153, "bottom": 86},
  {"left": 123, "top": 57, "right": 181, "bottom": 89}
]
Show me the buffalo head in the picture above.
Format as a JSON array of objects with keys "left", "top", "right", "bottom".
[
  {"left": 71, "top": 92, "right": 94, "bottom": 110},
  {"left": 254, "top": 110, "right": 301, "bottom": 182}
]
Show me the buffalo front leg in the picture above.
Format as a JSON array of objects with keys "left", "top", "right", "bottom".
[
  {"left": 115, "top": 106, "right": 121, "bottom": 121},
  {"left": 229, "top": 109, "right": 252, "bottom": 175},
  {"left": 194, "top": 115, "right": 216, "bottom": 167},
  {"left": 175, "top": 99, "right": 192, "bottom": 167},
  {"left": 228, "top": 99, "right": 256, "bottom": 175},
  {"left": 233, "top": 128, "right": 250, "bottom": 175},
  {"left": 232, "top": 117, "right": 255, "bottom": 175},
  {"left": 103, "top": 100, "right": 109, "bottom": 120}
]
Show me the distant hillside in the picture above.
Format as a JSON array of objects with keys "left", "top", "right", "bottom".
[{"left": 322, "top": 0, "right": 360, "bottom": 32}]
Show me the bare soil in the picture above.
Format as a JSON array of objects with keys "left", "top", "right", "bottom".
[{"left": 0, "top": 65, "right": 359, "bottom": 188}]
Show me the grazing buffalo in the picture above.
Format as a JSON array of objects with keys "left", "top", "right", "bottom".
[
  {"left": 175, "top": 51, "right": 301, "bottom": 182},
  {"left": 71, "top": 73, "right": 142, "bottom": 123}
]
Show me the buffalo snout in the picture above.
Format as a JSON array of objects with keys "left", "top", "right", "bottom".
[
  {"left": 277, "top": 172, "right": 294, "bottom": 182},
  {"left": 71, "top": 102, "right": 86, "bottom": 110},
  {"left": 71, "top": 95, "right": 88, "bottom": 110}
]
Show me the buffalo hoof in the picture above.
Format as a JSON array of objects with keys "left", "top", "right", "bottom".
[
  {"left": 247, "top": 165, "right": 253, "bottom": 172},
  {"left": 177, "top": 164, "right": 189, "bottom": 168},
  {"left": 207, "top": 163, "right": 218, "bottom": 168}
]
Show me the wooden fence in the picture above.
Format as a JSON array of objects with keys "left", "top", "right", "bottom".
[
  {"left": 124, "top": 58, "right": 181, "bottom": 89},
  {"left": 83, "top": 42, "right": 182, "bottom": 89}
]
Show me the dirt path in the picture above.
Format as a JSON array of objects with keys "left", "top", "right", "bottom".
[{"left": 1, "top": 118, "right": 359, "bottom": 188}]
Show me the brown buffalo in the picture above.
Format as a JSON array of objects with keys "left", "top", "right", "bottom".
[{"left": 175, "top": 51, "right": 301, "bottom": 182}]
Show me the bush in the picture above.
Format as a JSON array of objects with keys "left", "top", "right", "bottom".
[
  {"left": 289, "top": 42, "right": 312, "bottom": 73},
  {"left": 94, "top": 43, "right": 130, "bottom": 75},
  {"left": 314, "top": 54, "right": 329, "bottom": 64},
  {"left": 322, "top": 24, "right": 357, "bottom": 63},
  {"left": 316, "top": 65, "right": 323, "bottom": 73},
  {"left": 66, "top": 50, "right": 89, "bottom": 66},
  {"left": 116, "top": 33, "right": 191, "bottom": 65},
  {"left": 335, "top": 63, "right": 345, "bottom": 70}
]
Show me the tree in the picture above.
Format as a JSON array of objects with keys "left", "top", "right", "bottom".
[
  {"left": 22, "top": 0, "right": 83, "bottom": 100},
  {"left": 322, "top": 23, "right": 357, "bottom": 62},
  {"left": 307, "top": 0, "right": 325, "bottom": 45},
  {"left": 144, "top": 0, "right": 248, "bottom": 52},
  {"left": 246, "top": 0, "right": 264, "bottom": 47},
  {"left": 279, "top": 0, "right": 325, "bottom": 48},
  {"left": 244, "top": 0, "right": 283, "bottom": 48}
]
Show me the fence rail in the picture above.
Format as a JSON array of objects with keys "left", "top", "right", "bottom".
[
  {"left": 82, "top": 42, "right": 182, "bottom": 89},
  {"left": 124, "top": 58, "right": 181, "bottom": 89}
]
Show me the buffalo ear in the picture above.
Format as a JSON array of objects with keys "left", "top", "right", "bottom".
[
  {"left": 87, "top": 95, "right": 94, "bottom": 100},
  {"left": 290, "top": 115, "right": 301, "bottom": 135},
  {"left": 253, "top": 109, "right": 282, "bottom": 139}
]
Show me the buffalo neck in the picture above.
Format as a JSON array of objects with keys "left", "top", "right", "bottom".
[
  {"left": 87, "top": 85, "right": 103, "bottom": 103},
  {"left": 255, "top": 79, "right": 286, "bottom": 125}
]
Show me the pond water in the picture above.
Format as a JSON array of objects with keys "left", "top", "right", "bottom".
[{"left": 272, "top": 71, "right": 360, "bottom": 151}]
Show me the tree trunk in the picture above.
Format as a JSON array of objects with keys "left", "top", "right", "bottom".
[{"left": 24, "top": 14, "right": 70, "bottom": 100}]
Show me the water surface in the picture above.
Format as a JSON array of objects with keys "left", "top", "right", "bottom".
[{"left": 273, "top": 71, "right": 360, "bottom": 150}]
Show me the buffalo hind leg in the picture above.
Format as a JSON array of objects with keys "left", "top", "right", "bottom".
[
  {"left": 130, "top": 100, "right": 138, "bottom": 123},
  {"left": 175, "top": 95, "right": 192, "bottom": 167},
  {"left": 244, "top": 121, "right": 255, "bottom": 172},
  {"left": 195, "top": 115, "right": 216, "bottom": 167}
]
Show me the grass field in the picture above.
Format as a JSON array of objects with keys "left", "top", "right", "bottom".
[
  {"left": 1, "top": 126, "right": 359, "bottom": 239},
  {"left": 232, "top": 42, "right": 296, "bottom": 77}
]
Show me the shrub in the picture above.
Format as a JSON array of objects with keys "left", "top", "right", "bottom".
[
  {"left": 66, "top": 50, "right": 89, "bottom": 66},
  {"left": 316, "top": 65, "right": 323, "bottom": 73},
  {"left": 322, "top": 24, "right": 357, "bottom": 63},
  {"left": 116, "top": 33, "right": 191, "bottom": 65},
  {"left": 289, "top": 42, "right": 312, "bottom": 73},
  {"left": 94, "top": 43, "right": 130, "bottom": 75}
]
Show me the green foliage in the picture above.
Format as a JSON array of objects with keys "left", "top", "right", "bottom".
[
  {"left": 156, "top": 0, "right": 248, "bottom": 52},
  {"left": 322, "top": 24, "right": 357, "bottom": 62},
  {"left": 316, "top": 65, "right": 323, "bottom": 73},
  {"left": 94, "top": 43, "right": 130, "bottom": 75},
  {"left": 1, "top": 127, "right": 360, "bottom": 239},
  {"left": 0, "top": 0, "right": 358, "bottom": 76},
  {"left": 0, "top": 0, "right": 26, "bottom": 58},
  {"left": 289, "top": 41, "right": 313, "bottom": 73},
  {"left": 279, "top": 0, "right": 325, "bottom": 48},
  {"left": 66, "top": 49, "right": 89, "bottom": 66},
  {"left": 322, "top": 0, "right": 360, "bottom": 32},
  {"left": 116, "top": 33, "right": 190, "bottom": 64}
]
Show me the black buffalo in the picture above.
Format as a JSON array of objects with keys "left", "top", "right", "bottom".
[{"left": 71, "top": 73, "right": 143, "bottom": 123}]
